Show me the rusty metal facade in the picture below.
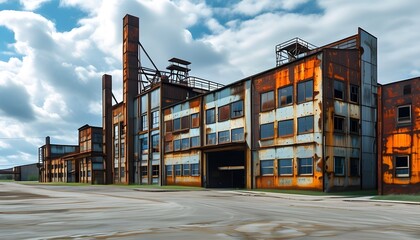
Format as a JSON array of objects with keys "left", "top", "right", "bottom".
[{"left": 378, "top": 77, "right": 420, "bottom": 194}]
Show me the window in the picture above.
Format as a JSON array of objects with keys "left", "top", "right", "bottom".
[
  {"left": 278, "top": 119, "right": 293, "bottom": 136},
  {"left": 140, "top": 135, "right": 148, "bottom": 154},
  {"left": 260, "top": 160, "right": 274, "bottom": 175},
  {"left": 231, "top": 100, "right": 244, "bottom": 118},
  {"left": 231, "top": 128, "right": 244, "bottom": 142},
  {"left": 181, "top": 138, "right": 190, "bottom": 150},
  {"left": 166, "top": 165, "right": 173, "bottom": 176},
  {"left": 150, "top": 89, "right": 160, "bottom": 109},
  {"left": 173, "top": 139, "right": 181, "bottom": 151},
  {"left": 298, "top": 158, "right": 313, "bottom": 175},
  {"left": 218, "top": 130, "right": 230, "bottom": 144},
  {"left": 218, "top": 105, "right": 230, "bottom": 122},
  {"left": 206, "top": 108, "right": 215, "bottom": 124},
  {"left": 164, "top": 141, "right": 172, "bottom": 152},
  {"left": 191, "top": 163, "right": 199, "bottom": 176},
  {"left": 141, "top": 114, "right": 148, "bottom": 131},
  {"left": 278, "top": 85, "right": 293, "bottom": 106},
  {"left": 397, "top": 105, "right": 411, "bottom": 123},
  {"left": 173, "top": 118, "right": 181, "bottom": 131},
  {"left": 350, "top": 118, "right": 359, "bottom": 134},
  {"left": 141, "top": 166, "right": 147, "bottom": 178},
  {"left": 152, "top": 165, "right": 159, "bottom": 177},
  {"left": 141, "top": 95, "right": 148, "bottom": 114},
  {"left": 297, "top": 80, "right": 313, "bottom": 103},
  {"left": 395, "top": 156, "right": 409, "bottom": 177},
  {"left": 175, "top": 165, "right": 181, "bottom": 176},
  {"left": 334, "top": 80, "right": 344, "bottom": 100},
  {"left": 190, "top": 136, "right": 200, "bottom": 147},
  {"left": 206, "top": 133, "right": 216, "bottom": 145},
  {"left": 261, "top": 91, "right": 275, "bottom": 111},
  {"left": 152, "top": 111, "right": 159, "bottom": 129},
  {"left": 403, "top": 85, "right": 411, "bottom": 95},
  {"left": 151, "top": 134, "right": 159, "bottom": 152},
  {"left": 181, "top": 115, "right": 190, "bottom": 129},
  {"left": 191, "top": 113, "right": 200, "bottom": 128},
  {"left": 334, "top": 156, "right": 345, "bottom": 176},
  {"left": 334, "top": 115, "right": 345, "bottom": 132},
  {"left": 279, "top": 159, "right": 293, "bottom": 176},
  {"left": 349, "top": 158, "right": 359, "bottom": 176},
  {"left": 165, "top": 120, "right": 172, "bottom": 133},
  {"left": 182, "top": 164, "right": 190, "bottom": 176},
  {"left": 297, "top": 116, "right": 314, "bottom": 134},
  {"left": 350, "top": 85, "right": 359, "bottom": 103},
  {"left": 260, "top": 122, "right": 274, "bottom": 139}
]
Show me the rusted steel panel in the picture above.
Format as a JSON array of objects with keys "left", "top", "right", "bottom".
[{"left": 379, "top": 77, "right": 420, "bottom": 194}]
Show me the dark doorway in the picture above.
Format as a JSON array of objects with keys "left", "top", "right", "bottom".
[{"left": 206, "top": 150, "right": 245, "bottom": 188}]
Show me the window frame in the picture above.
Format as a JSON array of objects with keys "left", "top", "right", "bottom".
[
  {"left": 334, "top": 80, "right": 344, "bottom": 100},
  {"left": 260, "top": 159, "right": 274, "bottom": 176},
  {"left": 182, "top": 164, "right": 190, "bottom": 176},
  {"left": 191, "top": 163, "right": 200, "bottom": 176},
  {"left": 190, "top": 136, "right": 200, "bottom": 148},
  {"left": 151, "top": 134, "right": 159, "bottom": 152},
  {"left": 298, "top": 158, "right": 313, "bottom": 176},
  {"left": 349, "top": 118, "right": 359, "bottom": 134},
  {"left": 334, "top": 115, "right": 345, "bottom": 133},
  {"left": 297, "top": 115, "right": 314, "bottom": 134},
  {"left": 297, "top": 79, "right": 313, "bottom": 103},
  {"left": 231, "top": 128, "right": 245, "bottom": 142},
  {"left": 141, "top": 114, "right": 148, "bottom": 131},
  {"left": 218, "top": 104, "right": 230, "bottom": 122},
  {"left": 350, "top": 84, "right": 359, "bottom": 103},
  {"left": 181, "top": 138, "right": 190, "bottom": 150},
  {"left": 278, "top": 159, "right": 293, "bottom": 176},
  {"left": 334, "top": 156, "right": 345, "bottom": 176},
  {"left": 278, "top": 119, "right": 294, "bottom": 137},
  {"left": 173, "top": 118, "right": 181, "bottom": 131},
  {"left": 278, "top": 85, "right": 293, "bottom": 107},
  {"left": 191, "top": 113, "right": 200, "bottom": 128},
  {"left": 151, "top": 110, "right": 159, "bottom": 129},
  {"left": 260, "top": 90, "right": 275, "bottom": 112},
  {"left": 206, "top": 133, "right": 216, "bottom": 145},
  {"left": 260, "top": 122, "right": 275, "bottom": 139},
  {"left": 206, "top": 108, "right": 216, "bottom": 124},
  {"left": 173, "top": 139, "right": 181, "bottom": 151},
  {"left": 174, "top": 164, "right": 181, "bottom": 176},
  {"left": 166, "top": 165, "right": 173, "bottom": 176},
  {"left": 231, "top": 100, "right": 244, "bottom": 118},
  {"left": 395, "top": 155, "right": 410, "bottom": 178},
  {"left": 218, "top": 130, "right": 230, "bottom": 144},
  {"left": 397, "top": 105, "right": 411, "bottom": 124}
]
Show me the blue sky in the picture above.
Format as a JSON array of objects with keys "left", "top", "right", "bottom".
[{"left": 0, "top": 0, "right": 419, "bottom": 168}]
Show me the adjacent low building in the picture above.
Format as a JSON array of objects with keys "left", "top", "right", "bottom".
[
  {"left": 39, "top": 125, "right": 104, "bottom": 184},
  {"left": 378, "top": 77, "right": 420, "bottom": 194}
]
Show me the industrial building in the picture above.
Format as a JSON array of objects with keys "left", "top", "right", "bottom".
[
  {"left": 38, "top": 14, "right": 418, "bottom": 194},
  {"left": 39, "top": 124, "right": 104, "bottom": 184},
  {"left": 378, "top": 77, "right": 420, "bottom": 194}
]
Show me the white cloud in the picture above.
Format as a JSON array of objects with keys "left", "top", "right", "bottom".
[
  {"left": 19, "top": 0, "right": 51, "bottom": 11},
  {"left": 233, "top": 0, "right": 310, "bottom": 16}
]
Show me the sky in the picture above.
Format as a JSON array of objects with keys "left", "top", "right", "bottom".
[{"left": 0, "top": 0, "right": 419, "bottom": 169}]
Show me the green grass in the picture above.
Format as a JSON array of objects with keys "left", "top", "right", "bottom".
[{"left": 372, "top": 194, "right": 420, "bottom": 202}]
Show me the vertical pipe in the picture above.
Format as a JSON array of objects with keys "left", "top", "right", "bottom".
[{"left": 102, "top": 74, "right": 113, "bottom": 184}]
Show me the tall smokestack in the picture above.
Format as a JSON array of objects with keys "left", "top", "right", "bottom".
[
  {"left": 123, "top": 14, "right": 139, "bottom": 183},
  {"left": 102, "top": 74, "right": 113, "bottom": 184}
]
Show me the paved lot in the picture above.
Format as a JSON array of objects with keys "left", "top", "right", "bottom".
[{"left": 1, "top": 182, "right": 419, "bottom": 239}]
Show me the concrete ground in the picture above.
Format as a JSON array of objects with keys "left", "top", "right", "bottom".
[{"left": 0, "top": 182, "right": 419, "bottom": 239}]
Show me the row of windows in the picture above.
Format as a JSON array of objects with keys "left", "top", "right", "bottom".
[
  {"left": 260, "top": 116, "right": 314, "bottom": 139},
  {"left": 140, "top": 110, "right": 160, "bottom": 131},
  {"left": 260, "top": 158, "right": 314, "bottom": 176},
  {"left": 139, "top": 134, "right": 160, "bottom": 154},
  {"left": 140, "top": 165, "right": 159, "bottom": 177},
  {"left": 166, "top": 113, "right": 200, "bottom": 133},
  {"left": 166, "top": 136, "right": 200, "bottom": 152},
  {"left": 260, "top": 157, "right": 360, "bottom": 177},
  {"left": 166, "top": 164, "right": 200, "bottom": 176},
  {"left": 206, "top": 128, "right": 244, "bottom": 145},
  {"left": 206, "top": 100, "right": 244, "bottom": 124},
  {"left": 260, "top": 80, "right": 360, "bottom": 112}
]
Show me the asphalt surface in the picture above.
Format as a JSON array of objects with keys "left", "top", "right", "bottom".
[{"left": 1, "top": 182, "right": 419, "bottom": 239}]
